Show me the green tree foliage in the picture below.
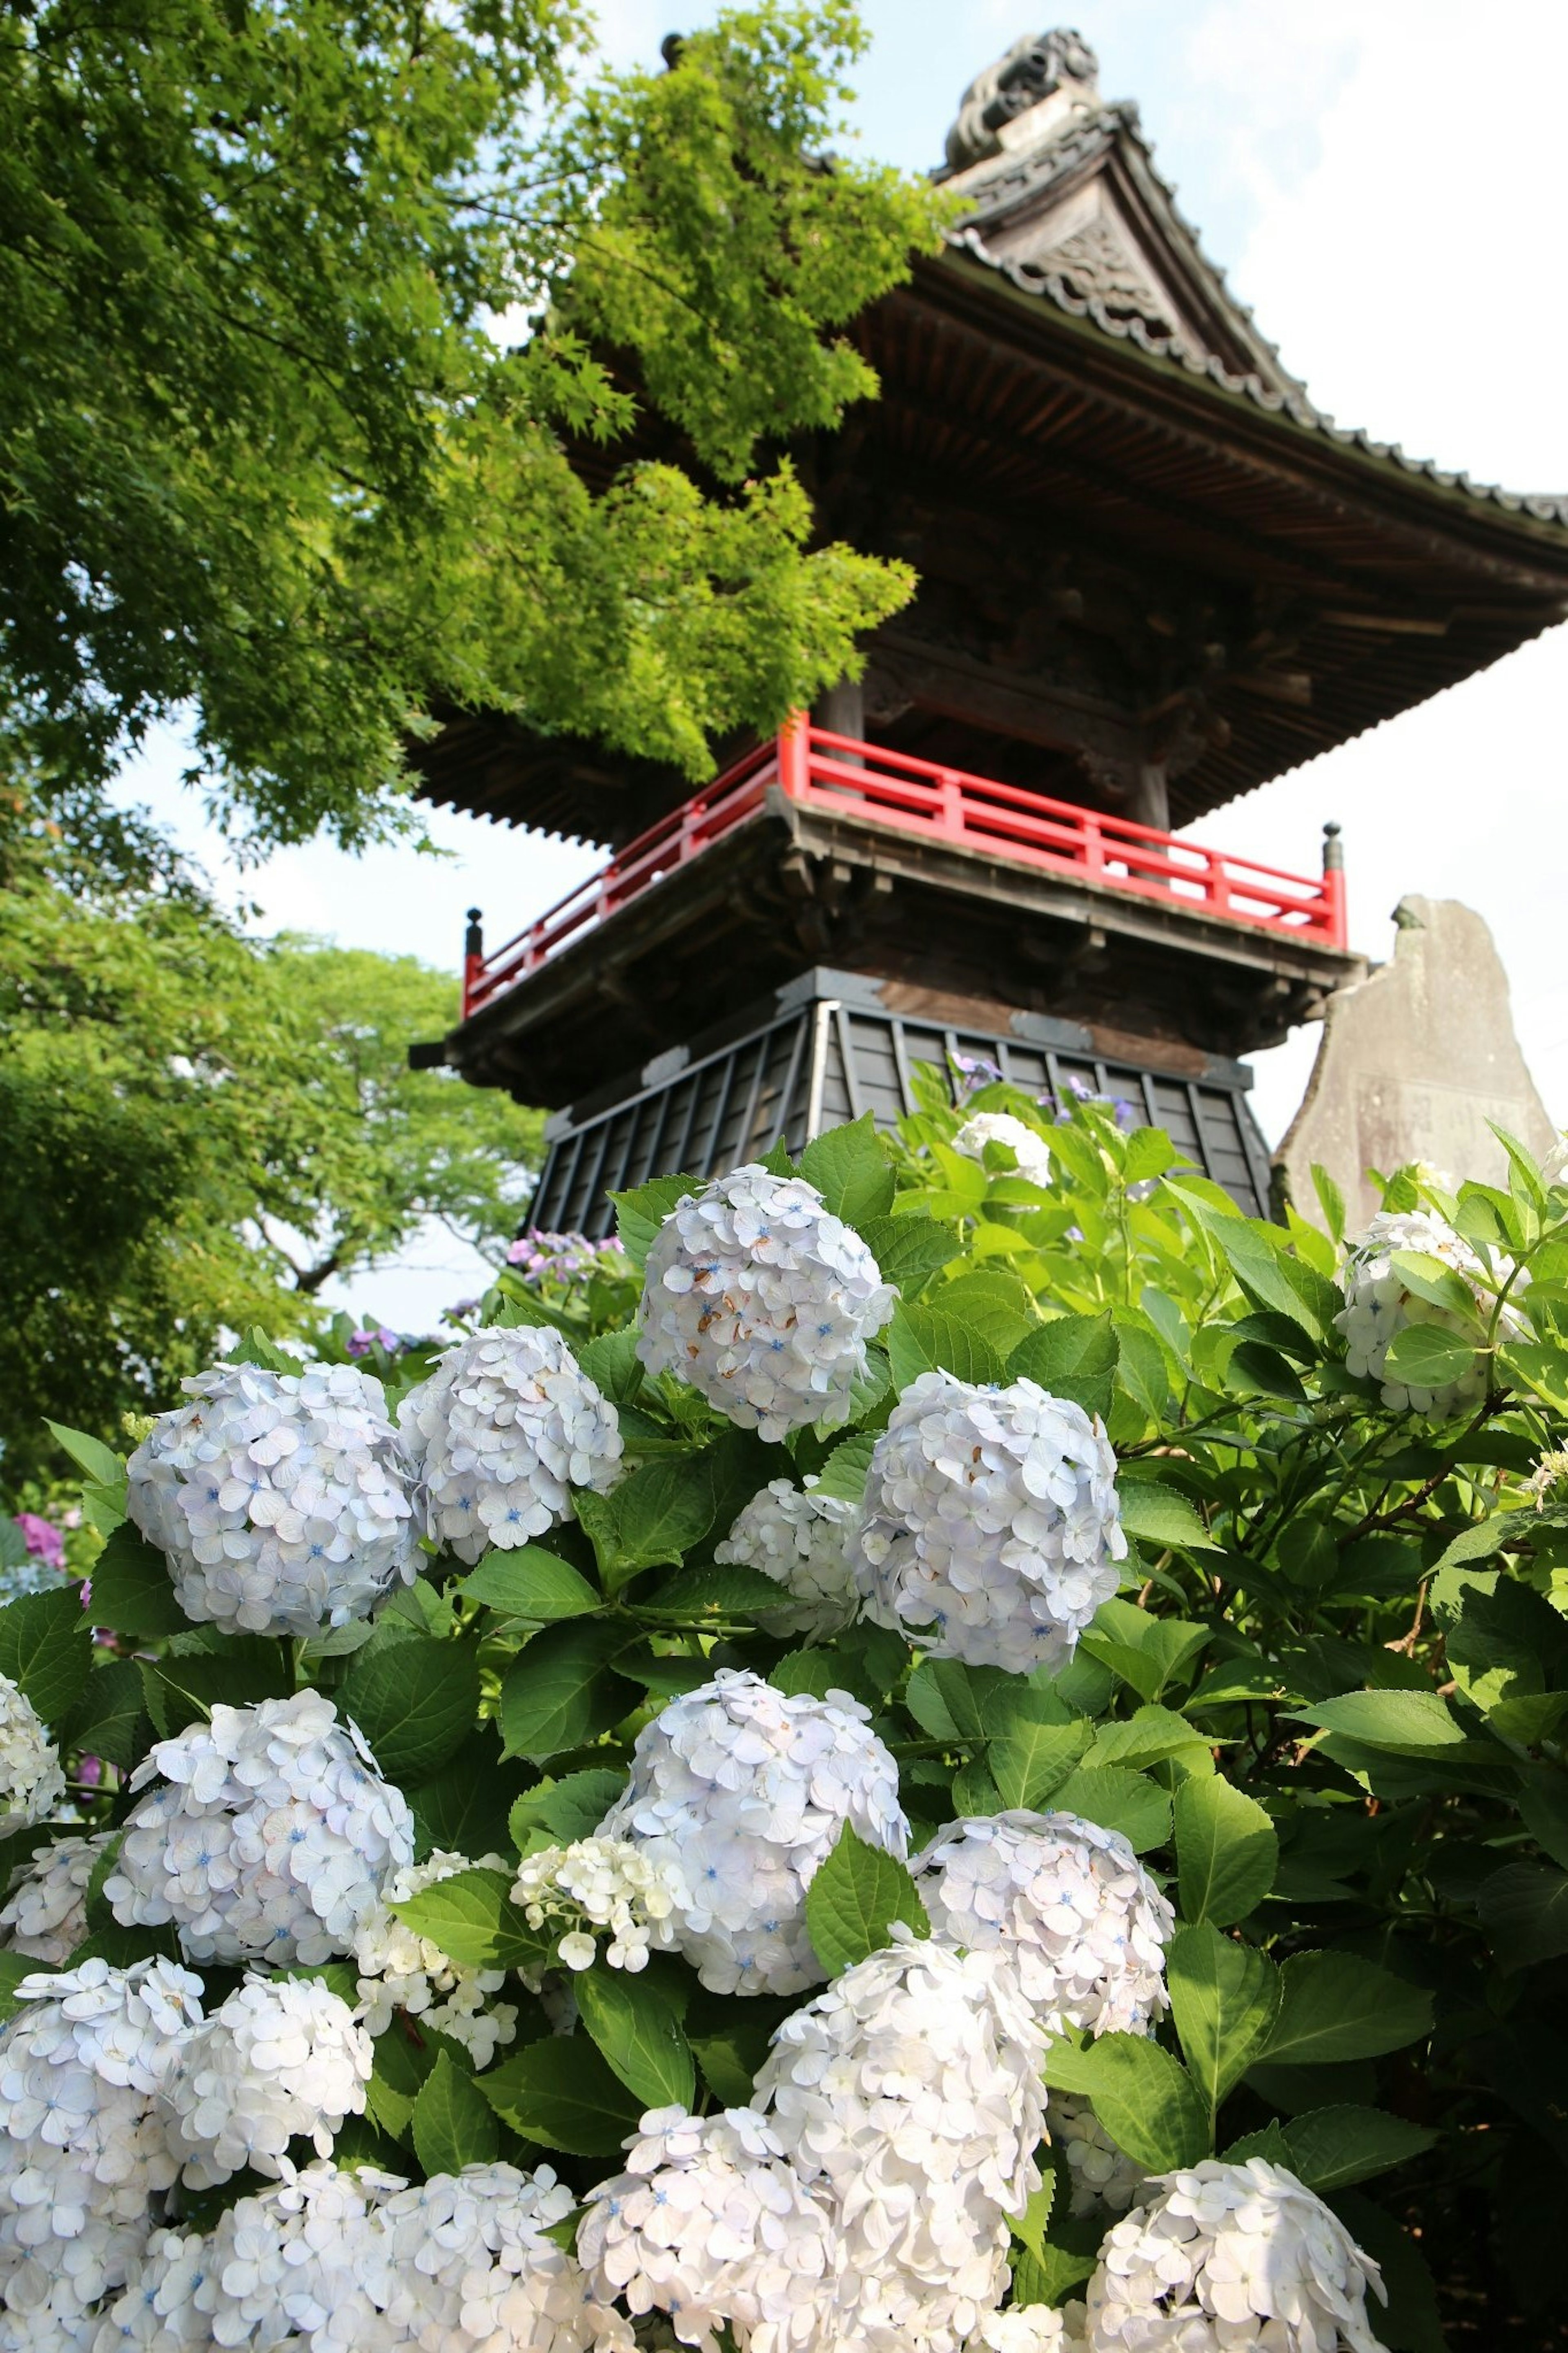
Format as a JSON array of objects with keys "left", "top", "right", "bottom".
[
  {"left": 27, "top": 1088, "right": 1568, "bottom": 2334},
  {"left": 0, "top": 783, "right": 539, "bottom": 1480},
  {"left": 0, "top": 0, "right": 946, "bottom": 852}
]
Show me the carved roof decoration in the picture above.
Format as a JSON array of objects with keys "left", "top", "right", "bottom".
[{"left": 941, "top": 38, "right": 1568, "bottom": 526}]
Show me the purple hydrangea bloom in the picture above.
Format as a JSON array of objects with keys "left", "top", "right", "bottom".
[{"left": 15, "top": 1514, "right": 65, "bottom": 1570}]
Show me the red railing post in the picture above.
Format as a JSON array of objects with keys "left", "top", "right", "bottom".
[
  {"left": 1082, "top": 813, "right": 1105, "bottom": 883},
  {"left": 1322, "top": 821, "right": 1346, "bottom": 947},
  {"left": 778, "top": 710, "right": 810, "bottom": 801},
  {"left": 461, "top": 907, "right": 484, "bottom": 1019}
]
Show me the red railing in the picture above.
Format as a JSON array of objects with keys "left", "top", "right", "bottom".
[{"left": 462, "top": 719, "right": 1347, "bottom": 1019}]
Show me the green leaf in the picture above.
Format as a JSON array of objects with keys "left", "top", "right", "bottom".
[
  {"left": 1124, "top": 1128, "right": 1180, "bottom": 1183},
  {"left": 886, "top": 1305, "right": 1004, "bottom": 1391},
  {"left": 799, "top": 1114, "right": 895, "bottom": 1229},
  {"left": 577, "top": 1327, "right": 645, "bottom": 1404},
  {"left": 0, "top": 1952, "right": 41, "bottom": 2024},
  {"left": 1043, "top": 2031, "right": 1210, "bottom": 2171},
  {"left": 341, "top": 1635, "right": 480, "bottom": 1783},
  {"left": 84, "top": 1523, "right": 187, "bottom": 1637},
  {"left": 1519, "top": 1774, "right": 1568, "bottom": 1873},
  {"left": 1167, "top": 1924, "right": 1281, "bottom": 2119},
  {"left": 1388, "top": 1251, "right": 1481, "bottom": 1321},
  {"left": 609, "top": 1175, "right": 697, "bottom": 1271},
  {"left": 1290, "top": 1690, "right": 1465, "bottom": 1758},
  {"left": 1228, "top": 1341, "right": 1307, "bottom": 1403},
  {"left": 1174, "top": 1776, "right": 1279, "bottom": 1925},
  {"left": 1381, "top": 1322, "right": 1478, "bottom": 1390},
  {"left": 579, "top": 1459, "right": 717, "bottom": 1591},
  {"left": 498, "top": 1619, "right": 638, "bottom": 1762},
  {"left": 812, "top": 1434, "right": 877, "bottom": 1503},
  {"left": 366, "top": 2067, "right": 415, "bottom": 2147},
  {"left": 478, "top": 2036, "right": 644, "bottom": 2155},
  {"left": 1279, "top": 2105, "right": 1436, "bottom": 2192},
  {"left": 412, "top": 2048, "right": 500, "bottom": 2175},
  {"left": 1311, "top": 1164, "right": 1347, "bottom": 1244},
  {"left": 44, "top": 1421, "right": 125, "bottom": 1490},
  {"left": 138, "top": 1634, "right": 290, "bottom": 1736},
  {"left": 391, "top": 1865, "right": 548, "bottom": 1973},
  {"left": 1080, "top": 1599, "right": 1210, "bottom": 1702},
  {"left": 1258, "top": 1953, "right": 1432, "bottom": 2068},
  {"left": 1008, "top": 2172, "right": 1057, "bottom": 2266},
  {"left": 62, "top": 1660, "right": 149, "bottom": 1773},
  {"left": 1477, "top": 1860, "right": 1568, "bottom": 1971},
  {"left": 407, "top": 1738, "right": 530, "bottom": 1863},
  {"left": 458, "top": 1549, "right": 602, "bottom": 1621},
  {"left": 577, "top": 1967, "right": 696, "bottom": 2108},
  {"left": 929, "top": 1270, "right": 1037, "bottom": 1357},
  {"left": 769, "top": 1648, "right": 872, "bottom": 1704},
  {"left": 1006, "top": 1311, "right": 1118, "bottom": 1419},
  {"left": 856, "top": 1217, "right": 962, "bottom": 1299},
  {"left": 804, "top": 1825, "right": 929, "bottom": 1974},
  {"left": 904, "top": 1657, "right": 1054, "bottom": 1743},
  {"left": 0, "top": 1586, "right": 91, "bottom": 1726},
  {"left": 1114, "top": 1320, "right": 1170, "bottom": 1423},
  {"left": 510, "top": 1769, "right": 626, "bottom": 1850},
  {"left": 989, "top": 1718, "right": 1091, "bottom": 1810},
  {"left": 1050, "top": 1767, "right": 1171, "bottom": 1854},
  {"left": 1117, "top": 1483, "right": 1219, "bottom": 1553},
  {"left": 1086, "top": 1706, "right": 1212, "bottom": 1773},
  {"left": 640, "top": 1563, "right": 788, "bottom": 1618}
]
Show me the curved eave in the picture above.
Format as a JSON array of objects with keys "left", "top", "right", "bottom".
[{"left": 933, "top": 243, "right": 1568, "bottom": 563}]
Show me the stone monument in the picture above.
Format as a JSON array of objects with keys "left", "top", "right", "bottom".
[{"left": 1276, "top": 896, "right": 1558, "bottom": 1228}]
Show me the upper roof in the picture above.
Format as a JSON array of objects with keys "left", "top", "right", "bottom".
[
  {"left": 408, "top": 30, "right": 1568, "bottom": 849},
  {"left": 935, "top": 30, "right": 1566, "bottom": 529}
]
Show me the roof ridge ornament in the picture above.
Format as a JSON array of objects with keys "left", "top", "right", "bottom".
[{"left": 942, "top": 29, "right": 1100, "bottom": 178}]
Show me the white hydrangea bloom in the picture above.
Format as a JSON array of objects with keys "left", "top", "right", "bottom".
[
  {"left": 1047, "top": 2094, "right": 1146, "bottom": 2219},
  {"left": 754, "top": 1929, "right": 1047, "bottom": 2353},
  {"left": 0, "top": 1956, "right": 203, "bottom": 2338},
  {"left": 107, "top": 1689, "right": 414, "bottom": 1966},
  {"left": 511, "top": 1837, "right": 688, "bottom": 1979},
  {"left": 968, "top": 2308, "right": 1084, "bottom": 2353},
  {"left": 0, "top": 1676, "right": 65, "bottom": 1841},
  {"left": 850, "top": 1372, "right": 1125, "bottom": 1673},
  {"left": 398, "top": 1325, "right": 623, "bottom": 1563},
  {"left": 637, "top": 1167, "right": 896, "bottom": 1441},
  {"left": 354, "top": 1849, "right": 518, "bottom": 2068},
  {"left": 1335, "top": 1207, "right": 1525, "bottom": 1417},
  {"left": 915, "top": 1813, "right": 1173, "bottom": 2039},
  {"left": 1083, "top": 2160, "right": 1386, "bottom": 2353},
  {"left": 953, "top": 1114, "right": 1053, "bottom": 1191},
  {"left": 84, "top": 2225, "right": 210, "bottom": 2353},
  {"left": 598, "top": 1670, "right": 907, "bottom": 1997},
  {"left": 713, "top": 1478, "right": 860, "bottom": 1639},
  {"left": 375, "top": 2161, "right": 633, "bottom": 2353},
  {"left": 125, "top": 1362, "right": 420, "bottom": 1639},
  {"left": 161, "top": 1972, "right": 372, "bottom": 2187},
  {"left": 0, "top": 2212, "right": 143, "bottom": 2353},
  {"left": 107, "top": 2159, "right": 396, "bottom": 2353},
  {"left": 579, "top": 2105, "right": 836, "bottom": 2353},
  {"left": 0, "top": 1831, "right": 113, "bottom": 1965}
]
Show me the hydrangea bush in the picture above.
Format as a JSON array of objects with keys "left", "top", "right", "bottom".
[{"left": 11, "top": 1085, "right": 1568, "bottom": 2346}]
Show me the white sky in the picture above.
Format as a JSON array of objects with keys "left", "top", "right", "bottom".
[{"left": 116, "top": 0, "right": 1568, "bottom": 1331}]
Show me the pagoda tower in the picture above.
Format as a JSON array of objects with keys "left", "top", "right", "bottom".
[{"left": 410, "top": 30, "right": 1568, "bottom": 1224}]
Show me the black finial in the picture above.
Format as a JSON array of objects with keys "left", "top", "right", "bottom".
[
  {"left": 1321, "top": 821, "right": 1343, "bottom": 872},
  {"left": 465, "top": 906, "right": 484, "bottom": 959},
  {"left": 660, "top": 32, "right": 684, "bottom": 69}
]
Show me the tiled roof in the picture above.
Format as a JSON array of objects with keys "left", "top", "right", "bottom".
[{"left": 945, "top": 105, "right": 1568, "bottom": 531}]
